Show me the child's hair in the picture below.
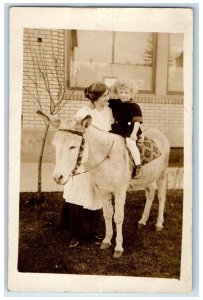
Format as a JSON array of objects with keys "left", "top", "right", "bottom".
[
  {"left": 113, "top": 78, "right": 137, "bottom": 97},
  {"left": 84, "top": 82, "right": 108, "bottom": 103}
]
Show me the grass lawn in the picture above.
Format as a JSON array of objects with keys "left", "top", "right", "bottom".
[{"left": 18, "top": 190, "right": 183, "bottom": 278}]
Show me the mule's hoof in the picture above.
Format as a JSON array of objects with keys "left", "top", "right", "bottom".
[
  {"left": 138, "top": 223, "right": 146, "bottom": 229},
  {"left": 100, "top": 242, "right": 111, "bottom": 250},
  {"left": 156, "top": 226, "right": 163, "bottom": 231},
  {"left": 113, "top": 251, "right": 123, "bottom": 258}
]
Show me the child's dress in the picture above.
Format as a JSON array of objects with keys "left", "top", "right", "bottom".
[
  {"left": 108, "top": 98, "right": 143, "bottom": 138},
  {"left": 109, "top": 98, "right": 143, "bottom": 168}
]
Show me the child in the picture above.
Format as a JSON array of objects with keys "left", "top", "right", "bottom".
[{"left": 108, "top": 79, "right": 143, "bottom": 179}]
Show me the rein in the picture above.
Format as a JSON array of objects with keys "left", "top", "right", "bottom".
[{"left": 58, "top": 128, "right": 114, "bottom": 177}]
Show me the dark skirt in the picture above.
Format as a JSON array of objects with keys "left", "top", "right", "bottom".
[{"left": 60, "top": 200, "right": 104, "bottom": 240}]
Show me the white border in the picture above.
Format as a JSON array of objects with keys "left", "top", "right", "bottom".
[{"left": 8, "top": 6, "right": 193, "bottom": 294}]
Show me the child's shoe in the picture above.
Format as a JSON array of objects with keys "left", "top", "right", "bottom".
[{"left": 134, "top": 165, "right": 143, "bottom": 179}]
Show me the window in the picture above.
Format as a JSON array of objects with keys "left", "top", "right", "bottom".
[
  {"left": 167, "top": 33, "right": 184, "bottom": 94},
  {"left": 67, "top": 30, "right": 156, "bottom": 93}
]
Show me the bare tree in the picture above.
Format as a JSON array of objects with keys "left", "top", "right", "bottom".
[{"left": 23, "top": 32, "right": 76, "bottom": 200}]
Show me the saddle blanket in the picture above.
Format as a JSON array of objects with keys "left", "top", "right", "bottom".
[{"left": 137, "top": 136, "right": 161, "bottom": 166}]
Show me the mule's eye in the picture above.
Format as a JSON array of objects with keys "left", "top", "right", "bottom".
[{"left": 70, "top": 146, "right": 76, "bottom": 150}]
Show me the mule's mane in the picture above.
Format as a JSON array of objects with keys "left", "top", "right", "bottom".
[{"left": 58, "top": 128, "right": 83, "bottom": 136}]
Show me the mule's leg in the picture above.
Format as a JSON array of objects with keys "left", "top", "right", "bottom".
[
  {"left": 113, "top": 190, "right": 126, "bottom": 258},
  {"left": 138, "top": 184, "right": 155, "bottom": 227},
  {"left": 156, "top": 171, "right": 167, "bottom": 230},
  {"left": 100, "top": 194, "right": 114, "bottom": 250}
]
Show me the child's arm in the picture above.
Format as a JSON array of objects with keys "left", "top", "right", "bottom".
[
  {"left": 130, "top": 122, "right": 140, "bottom": 141},
  {"left": 130, "top": 103, "right": 143, "bottom": 140}
]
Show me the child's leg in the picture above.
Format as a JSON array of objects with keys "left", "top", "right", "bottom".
[{"left": 126, "top": 137, "right": 141, "bottom": 165}]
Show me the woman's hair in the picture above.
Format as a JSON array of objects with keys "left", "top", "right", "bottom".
[
  {"left": 84, "top": 82, "right": 108, "bottom": 103},
  {"left": 113, "top": 78, "right": 137, "bottom": 96}
]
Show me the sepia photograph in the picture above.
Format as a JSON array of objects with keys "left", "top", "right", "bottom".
[{"left": 8, "top": 7, "right": 193, "bottom": 293}]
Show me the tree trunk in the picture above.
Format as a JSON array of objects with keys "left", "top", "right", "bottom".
[{"left": 37, "top": 123, "right": 50, "bottom": 199}]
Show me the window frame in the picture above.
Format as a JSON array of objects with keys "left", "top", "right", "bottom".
[
  {"left": 166, "top": 33, "right": 184, "bottom": 96},
  {"left": 65, "top": 30, "right": 157, "bottom": 94}
]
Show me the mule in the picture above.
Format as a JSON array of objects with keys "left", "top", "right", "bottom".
[{"left": 37, "top": 111, "right": 170, "bottom": 258}]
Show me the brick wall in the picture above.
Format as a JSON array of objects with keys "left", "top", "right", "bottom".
[
  {"left": 44, "top": 91, "right": 184, "bottom": 147},
  {"left": 137, "top": 96, "right": 183, "bottom": 147},
  {"left": 22, "top": 28, "right": 65, "bottom": 127}
]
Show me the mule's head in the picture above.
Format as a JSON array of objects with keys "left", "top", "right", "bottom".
[{"left": 37, "top": 111, "right": 92, "bottom": 185}]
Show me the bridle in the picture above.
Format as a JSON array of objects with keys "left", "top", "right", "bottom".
[{"left": 58, "top": 128, "right": 114, "bottom": 176}]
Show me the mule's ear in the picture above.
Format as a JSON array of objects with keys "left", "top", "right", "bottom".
[
  {"left": 81, "top": 115, "right": 92, "bottom": 129},
  {"left": 36, "top": 111, "right": 61, "bottom": 129}
]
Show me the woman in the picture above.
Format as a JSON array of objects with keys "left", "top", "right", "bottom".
[{"left": 61, "top": 82, "right": 113, "bottom": 248}]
